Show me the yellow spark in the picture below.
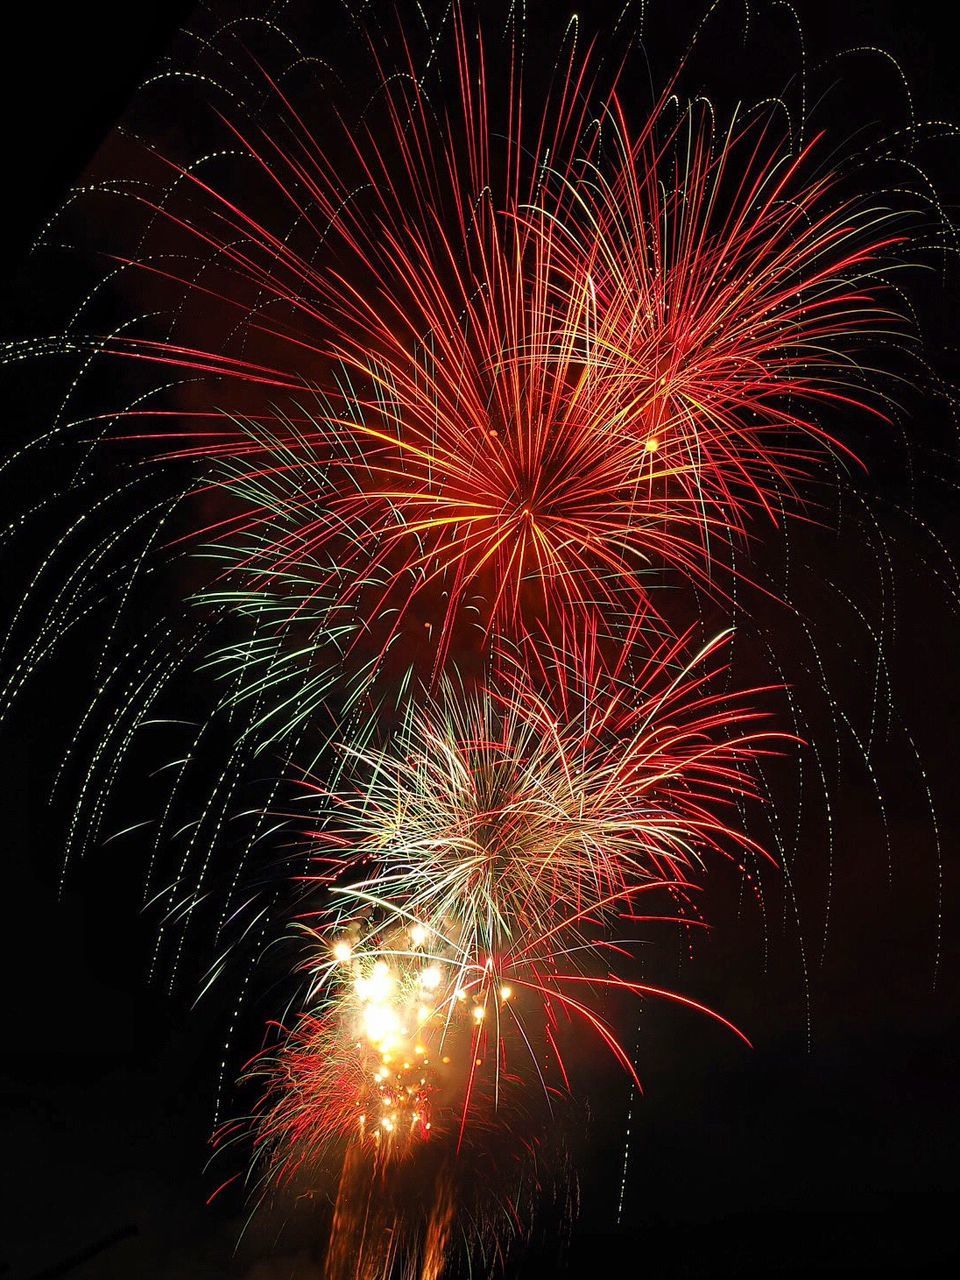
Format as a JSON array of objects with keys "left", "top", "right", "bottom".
[{"left": 420, "top": 965, "right": 442, "bottom": 991}]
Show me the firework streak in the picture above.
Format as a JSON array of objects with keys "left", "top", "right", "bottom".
[{"left": 4, "top": 1, "right": 944, "bottom": 1276}]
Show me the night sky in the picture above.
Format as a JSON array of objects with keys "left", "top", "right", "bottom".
[{"left": 2, "top": 3, "right": 959, "bottom": 1277}]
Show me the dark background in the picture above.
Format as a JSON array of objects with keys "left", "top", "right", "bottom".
[{"left": 1, "top": 2, "right": 958, "bottom": 1277}]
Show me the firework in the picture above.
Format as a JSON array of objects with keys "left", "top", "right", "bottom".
[
  {"left": 242, "top": 628, "right": 777, "bottom": 1276},
  {"left": 35, "top": 9, "right": 906, "bottom": 749},
  {"left": 3, "top": 3, "right": 951, "bottom": 1278}
]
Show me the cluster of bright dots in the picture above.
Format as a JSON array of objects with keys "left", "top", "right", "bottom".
[{"left": 329, "top": 924, "right": 516, "bottom": 1149}]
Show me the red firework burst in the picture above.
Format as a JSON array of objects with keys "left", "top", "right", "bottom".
[{"left": 87, "top": 14, "right": 905, "bottom": 701}]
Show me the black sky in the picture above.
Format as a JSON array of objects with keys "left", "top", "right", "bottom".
[{"left": 1, "top": 3, "right": 959, "bottom": 1278}]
